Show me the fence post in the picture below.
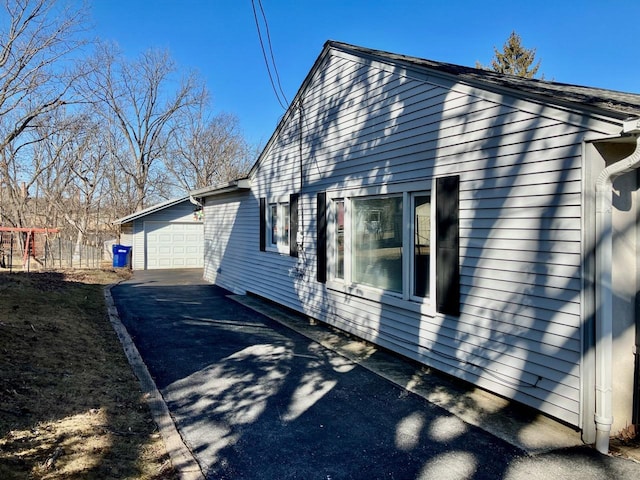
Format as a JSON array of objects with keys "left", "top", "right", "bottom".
[{"left": 9, "top": 232, "right": 13, "bottom": 273}]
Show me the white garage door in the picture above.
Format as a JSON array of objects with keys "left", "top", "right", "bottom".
[{"left": 145, "top": 222, "right": 204, "bottom": 269}]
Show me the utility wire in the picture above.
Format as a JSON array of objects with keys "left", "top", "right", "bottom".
[
  {"left": 251, "top": 0, "right": 288, "bottom": 110},
  {"left": 257, "top": 0, "right": 289, "bottom": 106}
]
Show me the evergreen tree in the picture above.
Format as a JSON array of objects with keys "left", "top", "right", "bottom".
[{"left": 476, "top": 31, "right": 542, "bottom": 79}]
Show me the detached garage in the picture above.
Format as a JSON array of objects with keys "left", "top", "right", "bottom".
[{"left": 113, "top": 197, "right": 204, "bottom": 270}]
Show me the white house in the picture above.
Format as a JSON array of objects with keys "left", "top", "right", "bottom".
[
  {"left": 113, "top": 196, "right": 204, "bottom": 270},
  {"left": 191, "top": 41, "right": 640, "bottom": 453}
]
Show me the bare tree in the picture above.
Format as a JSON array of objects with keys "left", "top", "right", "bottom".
[
  {"left": 0, "top": 0, "right": 88, "bottom": 228},
  {"left": 35, "top": 111, "right": 110, "bottom": 250},
  {"left": 167, "top": 98, "right": 252, "bottom": 191},
  {"left": 81, "top": 44, "right": 204, "bottom": 210},
  {"left": 29, "top": 111, "right": 79, "bottom": 227}
]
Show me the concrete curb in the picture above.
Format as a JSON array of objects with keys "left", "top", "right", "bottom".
[{"left": 104, "top": 285, "right": 205, "bottom": 480}]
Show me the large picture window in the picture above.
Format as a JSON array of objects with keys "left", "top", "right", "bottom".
[
  {"left": 321, "top": 175, "right": 459, "bottom": 315},
  {"left": 329, "top": 192, "right": 431, "bottom": 300},
  {"left": 352, "top": 196, "right": 403, "bottom": 293}
]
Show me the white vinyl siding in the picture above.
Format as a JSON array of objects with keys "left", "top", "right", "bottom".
[
  {"left": 204, "top": 193, "right": 255, "bottom": 295},
  {"left": 202, "top": 49, "right": 622, "bottom": 427}
]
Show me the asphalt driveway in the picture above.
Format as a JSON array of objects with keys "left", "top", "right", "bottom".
[{"left": 110, "top": 270, "right": 640, "bottom": 480}]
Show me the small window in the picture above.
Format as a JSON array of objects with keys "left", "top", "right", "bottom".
[
  {"left": 413, "top": 194, "right": 431, "bottom": 298},
  {"left": 269, "top": 204, "right": 278, "bottom": 247},
  {"left": 266, "top": 202, "right": 290, "bottom": 253},
  {"left": 334, "top": 199, "right": 345, "bottom": 280},
  {"left": 283, "top": 204, "right": 290, "bottom": 247}
]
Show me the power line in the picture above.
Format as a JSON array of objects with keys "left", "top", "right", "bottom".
[
  {"left": 250, "top": 0, "right": 288, "bottom": 110},
  {"left": 256, "top": 0, "right": 289, "bottom": 106}
]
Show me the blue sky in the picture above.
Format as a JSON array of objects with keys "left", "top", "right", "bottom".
[{"left": 88, "top": 0, "right": 640, "bottom": 148}]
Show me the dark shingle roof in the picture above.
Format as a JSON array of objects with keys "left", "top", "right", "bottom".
[{"left": 329, "top": 41, "right": 640, "bottom": 121}]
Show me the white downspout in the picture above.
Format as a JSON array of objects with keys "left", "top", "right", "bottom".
[
  {"left": 594, "top": 132, "right": 640, "bottom": 454},
  {"left": 189, "top": 195, "right": 202, "bottom": 207}
]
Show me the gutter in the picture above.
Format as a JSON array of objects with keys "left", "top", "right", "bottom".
[{"left": 594, "top": 123, "right": 640, "bottom": 454}]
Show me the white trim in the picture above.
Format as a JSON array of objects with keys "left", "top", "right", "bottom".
[{"left": 324, "top": 178, "right": 432, "bottom": 200}]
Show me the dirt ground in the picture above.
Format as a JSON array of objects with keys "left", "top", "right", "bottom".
[
  {"left": 0, "top": 269, "right": 179, "bottom": 479},
  {"left": 610, "top": 426, "right": 640, "bottom": 463}
]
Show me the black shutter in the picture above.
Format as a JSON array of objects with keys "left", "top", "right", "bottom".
[
  {"left": 317, "top": 192, "right": 327, "bottom": 283},
  {"left": 436, "top": 175, "right": 460, "bottom": 316},
  {"left": 259, "top": 197, "right": 266, "bottom": 252},
  {"left": 290, "top": 193, "right": 299, "bottom": 257}
]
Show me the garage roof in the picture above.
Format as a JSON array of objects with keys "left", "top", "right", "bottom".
[{"left": 112, "top": 197, "right": 192, "bottom": 225}]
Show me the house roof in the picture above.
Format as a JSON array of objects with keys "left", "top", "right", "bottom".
[
  {"left": 112, "top": 196, "right": 192, "bottom": 225},
  {"left": 330, "top": 41, "right": 640, "bottom": 121},
  {"left": 247, "top": 41, "right": 640, "bottom": 179}
]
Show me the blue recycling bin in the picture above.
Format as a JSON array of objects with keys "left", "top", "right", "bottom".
[{"left": 112, "top": 244, "right": 131, "bottom": 268}]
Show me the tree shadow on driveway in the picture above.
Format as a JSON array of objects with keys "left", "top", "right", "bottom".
[{"left": 112, "top": 276, "right": 522, "bottom": 479}]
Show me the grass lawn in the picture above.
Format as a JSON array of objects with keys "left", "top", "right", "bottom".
[{"left": 0, "top": 269, "right": 178, "bottom": 479}]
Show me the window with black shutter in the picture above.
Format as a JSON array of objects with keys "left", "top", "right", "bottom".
[{"left": 320, "top": 176, "right": 460, "bottom": 316}]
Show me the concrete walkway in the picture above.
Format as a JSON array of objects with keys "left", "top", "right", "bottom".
[{"left": 109, "top": 269, "right": 640, "bottom": 480}]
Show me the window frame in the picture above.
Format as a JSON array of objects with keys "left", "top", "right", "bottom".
[
  {"left": 326, "top": 181, "right": 436, "bottom": 311},
  {"left": 266, "top": 200, "right": 291, "bottom": 254},
  {"left": 410, "top": 192, "right": 433, "bottom": 302},
  {"left": 333, "top": 198, "right": 345, "bottom": 280},
  {"left": 351, "top": 193, "right": 404, "bottom": 294}
]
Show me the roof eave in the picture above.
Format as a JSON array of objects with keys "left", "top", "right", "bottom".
[{"left": 190, "top": 178, "right": 252, "bottom": 198}]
